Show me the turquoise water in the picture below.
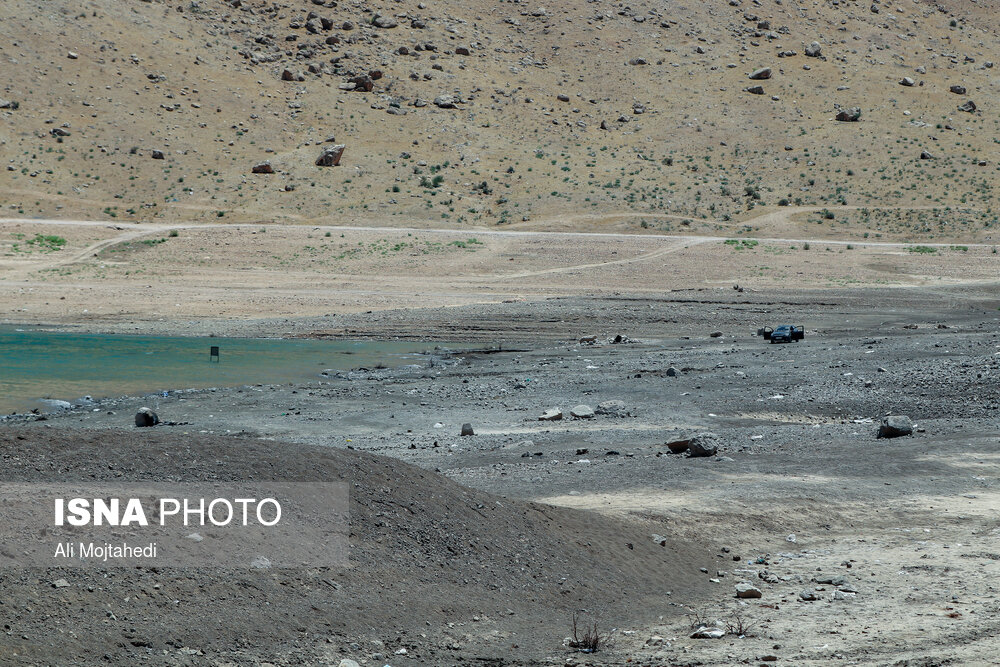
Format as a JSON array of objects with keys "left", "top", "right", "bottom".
[{"left": 0, "top": 328, "right": 444, "bottom": 414}]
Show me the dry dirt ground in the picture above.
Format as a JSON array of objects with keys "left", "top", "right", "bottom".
[
  {"left": 4, "top": 287, "right": 1000, "bottom": 666},
  {"left": 1, "top": 217, "right": 999, "bottom": 333}
]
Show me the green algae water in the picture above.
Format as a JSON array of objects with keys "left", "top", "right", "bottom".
[{"left": 0, "top": 327, "right": 445, "bottom": 414}]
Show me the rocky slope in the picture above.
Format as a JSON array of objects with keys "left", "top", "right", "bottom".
[{"left": 1, "top": 0, "right": 999, "bottom": 236}]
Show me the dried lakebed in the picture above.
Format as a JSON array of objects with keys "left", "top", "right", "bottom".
[{"left": 5, "top": 292, "right": 1000, "bottom": 665}]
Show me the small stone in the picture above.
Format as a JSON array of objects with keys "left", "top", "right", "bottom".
[
  {"left": 749, "top": 66, "right": 772, "bottom": 80},
  {"left": 338, "top": 661, "right": 361, "bottom": 667},
  {"left": 799, "top": 589, "right": 819, "bottom": 601},
  {"left": 570, "top": 405, "right": 595, "bottom": 419},
  {"left": 746, "top": 85, "right": 765, "bottom": 95},
  {"left": 804, "top": 41, "right": 821, "bottom": 57},
  {"left": 736, "top": 582, "right": 762, "bottom": 598},
  {"left": 52, "top": 579, "right": 70, "bottom": 588},
  {"left": 151, "top": 149, "right": 165, "bottom": 160},
  {"left": 460, "top": 423, "right": 475, "bottom": 436},
  {"left": 958, "top": 100, "right": 977, "bottom": 113},
  {"left": 899, "top": 77, "right": 915, "bottom": 86},
  {"left": 950, "top": 84, "right": 967, "bottom": 95}
]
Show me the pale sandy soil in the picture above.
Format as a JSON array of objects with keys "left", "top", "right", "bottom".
[{"left": 2, "top": 217, "right": 998, "bottom": 333}]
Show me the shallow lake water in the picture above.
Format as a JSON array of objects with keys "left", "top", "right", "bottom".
[{"left": 0, "top": 327, "right": 446, "bottom": 414}]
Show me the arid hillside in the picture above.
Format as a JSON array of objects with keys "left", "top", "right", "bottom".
[{"left": 1, "top": 0, "right": 999, "bottom": 239}]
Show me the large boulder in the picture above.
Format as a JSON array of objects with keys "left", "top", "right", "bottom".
[
  {"left": 688, "top": 432, "right": 719, "bottom": 457},
  {"left": 878, "top": 415, "right": 913, "bottom": 438},
  {"left": 749, "top": 66, "right": 772, "bottom": 80},
  {"left": 135, "top": 407, "right": 159, "bottom": 427},
  {"left": 372, "top": 14, "right": 398, "bottom": 28},
  {"left": 804, "top": 41, "right": 822, "bottom": 57},
  {"left": 315, "top": 144, "right": 345, "bottom": 166},
  {"left": 735, "top": 582, "right": 762, "bottom": 598},
  {"left": 570, "top": 404, "right": 595, "bottom": 419}
]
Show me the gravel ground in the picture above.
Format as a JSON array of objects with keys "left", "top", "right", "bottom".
[{"left": 4, "top": 287, "right": 1000, "bottom": 665}]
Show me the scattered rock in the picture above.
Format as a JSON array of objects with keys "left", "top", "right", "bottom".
[
  {"left": 835, "top": 107, "right": 862, "bottom": 122},
  {"left": 665, "top": 438, "right": 690, "bottom": 454},
  {"left": 746, "top": 85, "right": 765, "bottom": 95},
  {"left": 0, "top": 99, "right": 19, "bottom": 110},
  {"left": 455, "top": 46, "right": 471, "bottom": 56},
  {"left": 666, "top": 367, "right": 678, "bottom": 377},
  {"left": 690, "top": 626, "right": 726, "bottom": 639},
  {"left": 251, "top": 161, "right": 274, "bottom": 174},
  {"left": 538, "top": 408, "right": 562, "bottom": 421},
  {"left": 570, "top": 405, "right": 595, "bottom": 419},
  {"left": 52, "top": 579, "right": 70, "bottom": 588},
  {"left": 709, "top": 331, "right": 723, "bottom": 338},
  {"left": 372, "top": 14, "right": 398, "bottom": 28},
  {"left": 595, "top": 400, "right": 626, "bottom": 416},
  {"left": 804, "top": 41, "right": 822, "bottom": 57},
  {"left": 949, "top": 84, "right": 967, "bottom": 95},
  {"left": 899, "top": 77, "right": 915, "bottom": 86},
  {"left": 349, "top": 75, "right": 374, "bottom": 92},
  {"left": 433, "top": 94, "right": 458, "bottom": 108},
  {"left": 135, "top": 407, "right": 159, "bottom": 427},
  {"left": 688, "top": 433, "right": 720, "bottom": 457},
  {"left": 338, "top": 661, "right": 361, "bottom": 667},
  {"left": 958, "top": 100, "right": 977, "bottom": 113},
  {"left": 799, "top": 589, "right": 819, "bottom": 601},
  {"left": 919, "top": 150, "right": 935, "bottom": 160},
  {"left": 315, "top": 144, "right": 345, "bottom": 166},
  {"left": 460, "top": 423, "right": 475, "bottom": 436},
  {"left": 628, "top": 57, "right": 648, "bottom": 65},
  {"left": 735, "top": 582, "right": 762, "bottom": 598},
  {"left": 749, "top": 66, "right": 772, "bottom": 80},
  {"left": 878, "top": 415, "right": 913, "bottom": 438}
]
